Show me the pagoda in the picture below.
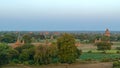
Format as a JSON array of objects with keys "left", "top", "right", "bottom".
[
  {"left": 104, "top": 28, "right": 110, "bottom": 37},
  {"left": 12, "top": 33, "right": 24, "bottom": 48},
  {"left": 94, "top": 28, "right": 110, "bottom": 43}
]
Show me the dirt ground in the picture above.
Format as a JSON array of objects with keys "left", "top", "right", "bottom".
[
  {"left": 68, "top": 62, "right": 113, "bottom": 68},
  {"left": 2, "top": 62, "right": 113, "bottom": 68}
]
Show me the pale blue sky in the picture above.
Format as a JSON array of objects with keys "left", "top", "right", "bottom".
[{"left": 0, "top": 0, "right": 120, "bottom": 31}]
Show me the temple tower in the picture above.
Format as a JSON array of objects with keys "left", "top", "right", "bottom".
[
  {"left": 104, "top": 28, "right": 110, "bottom": 37},
  {"left": 12, "top": 33, "right": 24, "bottom": 48}
]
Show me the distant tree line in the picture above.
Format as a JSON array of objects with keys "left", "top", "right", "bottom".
[{"left": 1, "top": 32, "right": 120, "bottom": 43}]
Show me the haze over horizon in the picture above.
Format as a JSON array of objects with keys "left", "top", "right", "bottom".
[{"left": 0, "top": 0, "right": 120, "bottom": 31}]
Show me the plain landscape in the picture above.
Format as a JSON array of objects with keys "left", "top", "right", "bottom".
[{"left": 0, "top": 0, "right": 120, "bottom": 68}]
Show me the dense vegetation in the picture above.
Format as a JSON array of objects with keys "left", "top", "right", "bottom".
[
  {"left": 0, "top": 33, "right": 81, "bottom": 66},
  {"left": 57, "top": 33, "right": 81, "bottom": 63},
  {"left": 0, "top": 32, "right": 120, "bottom": 68},
  {"left": 95, "top": 42, "right": 112, "bottom": 50},
  {"left": 1, "top": 31, "right": 120, "bottom": 43}
]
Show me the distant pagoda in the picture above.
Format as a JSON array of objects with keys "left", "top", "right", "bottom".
[
  {"left": 12, "top": 33, "right": 24, "bottom": 48},
  {"left": 104, "top": 28, "right": 110, "bottom": 37},
  {"left": 95, "top": 28, "right": 110, "bottom": 43}
]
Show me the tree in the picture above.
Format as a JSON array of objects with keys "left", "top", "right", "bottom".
[
  {"left": 7, "top": 49, "right": 19, "bottom": 62},
  {"left": 57, "top": 33, "right": 80, "bottom": 63},
  {"left": 101, "top": 36, "right": 110, "bottom": 42},
  {"left": 34, "top": 43, "right": 58, "bottom": 65},
  {"left": 20, "top": 48, "right": 35, "bottom": 61},
  {"left": 0, "top": 34, "right": 16, "bottom": 43},
  {"left": 95, "top": 42, "right": 112, "bottom": 50},
  {"left": 23, "top": 34, "right": 32, "bottom": 43},
  {"left": 15, "top": 43, "right": 34, "bottom": 53},
  {"left": 15, "top": 44, "right": 35, "bottom": 64},
  {"left": 0, "top": 43, "right": 10, "bottom": 65}
]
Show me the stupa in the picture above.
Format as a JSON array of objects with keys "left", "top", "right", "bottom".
[{"left": 104, "top": 28, "right": 110, "bottom": 37}]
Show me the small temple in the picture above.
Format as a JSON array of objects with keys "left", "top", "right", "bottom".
[
  {"left": 12, "top": 33, "right": 24, "bottom": 48},
  {"left": 95, "top": 38, "right": 101, "bottom": 43},
  {"left": 95, "top": 28, "right": 110, "bottom": 43}
]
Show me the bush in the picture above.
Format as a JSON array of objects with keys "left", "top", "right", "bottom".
[
  {"left": 85, "top": 58, "right": 93, "bottom": 61},
  {"left": 95, "top": 42, "right": 112, "bottom": 50},
  {"left": 113, "top": 61, "right": 120, "bottom": 68},
  {"left": 101, "top": 58, "right": 112, "bottom": 62},
  {"left": 28, "top": 60, "right": 35, "bottom": 65},
  {"left": 15, "top": 43, "right": 34, "bottom": 53},
  {"left": 77, "top": 49, "right": 82, "bottom": 58},
  {"left": 116, "top": 47, "right": 120, "bottom": 50},
  {"left": 87, "top": 50, "right": 92, "bottom": 53},
  {"left": 0, "top": 44, "right": 11, "bottom": 65},
  {"left": 116, "top": 51, "right": 120, "bottom": 54},
  {"left": 23, "top": 61, "right": 29, "bottom": 65},
  {"left": 19, "top": 51, "right": 29, "bottom": 62},
  {"left": 101, "top": 51, "right": 106, "bottom": 54},
  {"left": 11, "top": 59, "right": 20, "bottom": 64}
]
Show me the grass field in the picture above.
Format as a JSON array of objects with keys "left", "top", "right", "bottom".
[
  {"left": 77, "top": 43, "right": 120, "bottom": 52},
  {"left": 80, "top": 52, "right": 120, "bottom": 61}
]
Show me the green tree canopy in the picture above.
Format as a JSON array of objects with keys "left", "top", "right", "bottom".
[
  {"left": 57, "top": 33, "right": 80, "bottom": 63},
  {"left": 95, "top": 42, "right": 112, "bottom": 50},
  {"left": 0, "top": 43, "right": 10, "bottom": 64},
  {"left": 34, "top": 43, "right": 58, "bottom": 65},
  {"left": 23, "top": 34, "right": 32, "bottom": 43}
]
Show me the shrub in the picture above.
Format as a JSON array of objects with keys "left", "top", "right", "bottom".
[
  {"left": 95, "top": 42, "right": 112, "bottom": 50},
  {"left": 85, "top": 58, "right": 93, "bottom": 61},
  {"left": 0, "top": 44, "right": 11, "bottom": 65},
  {"left": 101, "top": 51, "right": 106, "bottom": 54},
  {"left": 116, "top": 51, "right": 120, "bottom": 54},
  {"left": 87, "top": 50, "right": 92, "bottom": 53},
  {"left": 28, "top": 60, "right": 35, "bottom": 65},
  {"left": 101, "top": 58, "right": 112, "bottom": 62},
  {"left": 116, "top": 47, "right": 120, "bottom": 50},
  {"left": 11, "top": 59, "right": 20, "bottom": 64},
  {"left": 113, "top": 61, "right": 120, "bottom": 67}
]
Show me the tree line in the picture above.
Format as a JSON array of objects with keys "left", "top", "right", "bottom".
[
  {"left": 0, "top": 33, "right": 81, "bottom": 65},
  {"left": 0, "top": 32, "right": 120, "bottom": 43}
]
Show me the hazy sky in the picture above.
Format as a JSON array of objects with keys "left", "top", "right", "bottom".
[{"left": 0, "top": 0, "right": 120, "bottom": 31}]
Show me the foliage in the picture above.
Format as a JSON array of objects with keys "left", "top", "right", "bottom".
[
  {"left": 101, "top": 36, "right": 110, "bottom": 42},
  {"left": 57, "top": 33, "right": 80, "bottom": 63},
  {"left": 116, "top": 47, "right": 120, "bottom": 50},
  {"left": 0, "top": 34, "right": 16, "bottom": 43},
  {"left": 34, "top": 43, "right": 58, "bottom": 65},
  {"left": 101, "top": 58, "right": 112, "bottom": 62},
  {"left": 113, "top": 61, "right": 120, "bottom": 68},
  {"left": 95, "top": 42, "right": 112, "bottom": 50},
  {"left": 0, "top": 44, "right": 9, "bottom": 65},
  {"left": 116, "top": 51, "right": 120, "bottom": 54},
  {"left": 87, "top": 50, "right": 92, "bottom": 53},
  {"left": 15, "top": 43, "right": 34, "bottom": 53},
  {"left": 7, "top": 49, "right": 19, "bottom": 61},
  {"left": 23, "top": 34, "right": 32, "bottom": 43},
  {"left": 15, "top": 44, "right": 35, "bottom": 63}
]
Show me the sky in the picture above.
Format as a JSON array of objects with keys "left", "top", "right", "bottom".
[{"left": 0, "top": 0, "right": 120, "bottom": 31}]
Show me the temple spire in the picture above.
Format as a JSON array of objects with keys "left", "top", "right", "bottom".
[{"left": 104, "top": 28, "right": 110, "bottom": 37}]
